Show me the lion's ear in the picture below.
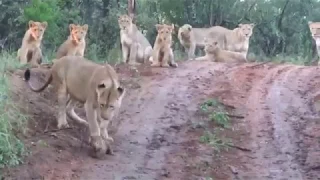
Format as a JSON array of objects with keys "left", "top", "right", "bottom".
[
  {"left": 238, "top": 23, "right": 243, "bottom": 28},
  {"left": 117, "top": 87, "right": 124, "bottom": 95},
  {"left": 82, "top": 24, "right": 88, "bottom": 32},
  {"left": 29, "top": 20, "right": 35, "bottom": 28},
  {"left": 308, "top": 21, "right": 313, "bottom": 25},
  {"left": 98, "top": 83, "right": 106, "bottom": 89},
  {"left": 155, "top": 24, "right": 163, "bottom": 31},
  {"left": 69, "top": 24, "right": 76, "bottom": 32},
  {"left": 170, "top": 24, "right": 174, "bottom": 30},
  {"left": 41, "top": 21, "right": 48, "bottom": 29},
  {"left": 204, "top": 38, "right": 208, "bottom": 43},
  {"left": 250, "top": 23, "right": 255, "bottom": 27}
]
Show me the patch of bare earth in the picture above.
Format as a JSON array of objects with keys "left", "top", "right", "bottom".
[{"left": 1, "top": 60, "right": 320, "bottom": 180}]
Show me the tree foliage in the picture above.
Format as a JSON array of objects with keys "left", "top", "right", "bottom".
[{"left": 0, "top": 0, "right": 319, "bottom": 63}]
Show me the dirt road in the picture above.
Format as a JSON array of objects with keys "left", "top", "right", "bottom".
[{"left": 2, "top": 60, "right": 320, "bottom": 180}]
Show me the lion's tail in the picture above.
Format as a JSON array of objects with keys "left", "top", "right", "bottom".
[{"left": 24, "top": 68, "right": 52, "bottom": 92}]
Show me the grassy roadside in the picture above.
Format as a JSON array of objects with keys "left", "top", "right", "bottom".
[{"left": 0, "top": 51, "right": 28, "bottom": 169}]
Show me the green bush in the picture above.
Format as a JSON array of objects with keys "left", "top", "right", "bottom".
[{"left": 0, "top": 51, "right": 28, "bottom": 168}]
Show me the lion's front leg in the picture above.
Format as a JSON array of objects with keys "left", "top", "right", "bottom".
[
  {"left": 30, "top": 47, "right": 42, "bottom": 68},
  {"left": 85, "top": 103, "right": 106, "bottom": 158},
  {"left": 100, "top": 120, "right": 113, "bottom": 143},
  {"left": 128, "top": 43, "right": 141, "bottom": 66},
  {"left": 187, "top": 43, "right": 196, "bottom": 60},
  {"left": 121, "top": 43, "right": 130, "bottom": 63},
  {"left": 18, "top": 46, "right": 28, "bottom": 64},
  {"left": 161, "top": 48, "right": 171, "bottom": 67}
]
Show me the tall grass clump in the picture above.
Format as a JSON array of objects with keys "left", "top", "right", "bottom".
[{"left": 0, "top": 51, "right": 28, "bottom": 168}]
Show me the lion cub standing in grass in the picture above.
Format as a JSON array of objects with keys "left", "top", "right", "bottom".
[
  {"left": 17, "top": 20, "right": 48, "bottom": 67},
  {"left": 24, "top": 56, "right": 125, "bottom": 158},
  {"left": 118, "top": 14, "right": 153, "bottom": 65},
  {"left": 56, "top": 24, "right": 88, "bottom": 59},
  {"left": 150, "top": 24, "right": 178, "bottom": 68},
  {"left": 195, "top": 38, "right": 247, "bottom": 63}
]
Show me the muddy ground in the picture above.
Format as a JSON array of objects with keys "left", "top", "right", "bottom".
[{"left": 1, "top": 60, "right": 320, "bottom": 180}]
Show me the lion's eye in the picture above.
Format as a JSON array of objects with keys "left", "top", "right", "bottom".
[
  {"left": 100, "top": 104, "right": 106, "bottom": 108},
  {"left": 109, "top": 105, "right": 115, "bottom": 109}
]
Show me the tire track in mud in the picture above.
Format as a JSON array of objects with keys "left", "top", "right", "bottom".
[{"left": 236, "top": 64, "right": 320, "bottom": 180}]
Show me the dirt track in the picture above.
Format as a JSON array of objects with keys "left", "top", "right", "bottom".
[{"left": 2, "top": 60, "right": 320, "bottom": 180}]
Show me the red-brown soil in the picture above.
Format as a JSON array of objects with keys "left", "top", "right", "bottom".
[{"left": 1, "top": 60, "right": 320, "bottom": 180}]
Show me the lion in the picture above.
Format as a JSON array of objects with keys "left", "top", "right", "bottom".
[
  {"left": 24, "top": 56, "right": 125, "bottom": 158},
  {"left": 17, "top": 20, "right": 48, "bottom": 67},
  {"left": 195, "top": 38, "right": 247, "bottom": 63},
  {"left": 178, "top": 24, "right": 216, "bottom": 60},
  {"left": 308, "top": 21, "right": 320, "bottom": 64},
  {"left": 207, "top": 23, "right": 255, "bottom": 59},
  {"left": 150, "top": 24, "right": 178, "bottom": 68},
  {"left": 118, "top": 14, "right": 153, "bottom": 66},
  {"left": 56, "top": 24, "right": 88, "bottom": 59}
]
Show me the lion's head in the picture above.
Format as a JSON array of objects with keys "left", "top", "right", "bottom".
[
  {"left": 238, "top": 23, "right": 255, "bottom": 38},
  {"left": 179, "top": 24, "right": 192, "bottom": 40},
  {"left": 28, "top": 20, "right": 47, "bottom": 40},
  {"left": 118, "top": 14, "right": 133, "bottom": 32},
  {"left": 155, "top": 24, "right": 174, "bottom": 43},
  {"left": 204, "top": 38, "right": 219, "bottom": 54},
  {"left": 308, "top": 21, "right": 320, "bottom": 39},
  {"left": 69, "top": 24, "right": 88, "bottom": 44},
  {"left": 96, "top": 66, "right": 126, "bottom": 121}
]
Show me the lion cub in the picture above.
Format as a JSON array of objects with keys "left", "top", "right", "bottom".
[
  {"left": 195, "top": 39, "right": 247, "bottom": 63},
  {"left": 118, "top": 14, "right": 153, "bottom": 65},
  {"left": 178, "top": 24, "right": 214, "bottom": 60},
  {"left": 56, "top": 24, "right": 88, "bottom": 59},
  {"left": 17, "top": 20, "right": 48, "bottom": 67},
  {"left": 24, "top": 56, "right": 125, "bottom": 158},
  {"left": 150, "top": 24, "right": 178, "bottom": 68}
]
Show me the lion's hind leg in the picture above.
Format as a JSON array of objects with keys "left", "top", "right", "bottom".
[
  {"left": 66, "top": 99, "right": 89, "bottom": 126},
  {"left": 56, "top": 83, "right": 69, "bottom": 129},
  {"left": 144, "top": 46, "right": 153, "bottom": 64}
]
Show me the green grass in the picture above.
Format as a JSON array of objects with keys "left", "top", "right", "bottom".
[
  {"left": 200, "top": 99, "right": 230, "bottom": 128},
  {"left": 248, "top": 53, "right": 310, "bottom": 65},
  {"left": 199, "top": 99, "right": 233, "bottom": 154},
  {"left": 199, "top": 130, "right": 232, "bottom": 153},
  {"left": 0, "top": 51, "right": 28, "bottom": 168}
]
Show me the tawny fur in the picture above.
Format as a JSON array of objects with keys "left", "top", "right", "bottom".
[
  {"left": 24, "top": 56, "right": 125, "bottom": 157},
  {"left": 195, "top": 39, "right": 247, "bottom": 63},
  {"left": 178, "top": 23, "right": 255, "bottom": 60},
  {"left": 308, "top": 21, "right": 320, "bottom": 65},
  {"left": 178, "top": 24, "right": 217, "bottom": 60},
  {"left": 17, "top": 20, "right": 47, "bottom": 67},
  {"left": 150, "top": 24, "right": 178, "bottom": 68},
  {"left": 118, "top": 14, "right": 153, "bottom": 66},
  {"left": 207, "top": 23, "right": 255, "bottom": 59},
  {"left": 56, "top": 24, "right": 88, "bottom": 59}
]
